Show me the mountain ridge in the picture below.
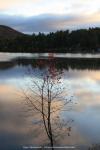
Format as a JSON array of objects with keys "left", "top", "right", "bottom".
[{"left": 0, "top": 25, "right": 25, "bottom": 39}]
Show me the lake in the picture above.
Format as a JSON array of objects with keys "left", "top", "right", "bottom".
[{"left": 0, "top": 53, "right": 100, "bottom": 150}]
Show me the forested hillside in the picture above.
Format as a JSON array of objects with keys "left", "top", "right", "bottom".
[{"left": 0, "top": 25, "right": 100, "bottom": 53}]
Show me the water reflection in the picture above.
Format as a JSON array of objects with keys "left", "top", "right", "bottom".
[
  {"left": 0, "top": 53, "right": 100, "bottom": 149},
  {"left": 88, "top": 144, "right": 100, "bottom": 150},
  {"left": 1, "top": 57, "right": 100, "bottom": 70},
  {"left": 22, "top": 58, "right": 74, "bottom": 149}
]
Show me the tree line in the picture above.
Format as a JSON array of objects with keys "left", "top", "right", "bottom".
[{"left": 1, "top": 27, "right": 100, "bottom": 53}]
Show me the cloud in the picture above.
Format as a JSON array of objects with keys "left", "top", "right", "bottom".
[
  {"left": 0, "top": 12, "right": 100, "bottom": 34},
  {"left": 0, "top": 0, "right": 67, "bottom": 16},
  {"left": 0, "top": 0, "right": 100, "bottom": 33},
  {"left": 0, "top": 0, "right": 100, "bottom": 16},
  {"left": 0, "top": 0, "right": 41, "bottom": 9}
]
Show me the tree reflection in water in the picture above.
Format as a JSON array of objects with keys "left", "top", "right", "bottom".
[
  {"left": 89, "top": 144, "right": 100, "bottom": 150},
  {"left": 1, "top": 57, "right": 100, "bottom": 71}
]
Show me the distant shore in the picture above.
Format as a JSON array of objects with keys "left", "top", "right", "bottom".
[{"left": 1, "top": 25, "right": 100, "bottom": 53}]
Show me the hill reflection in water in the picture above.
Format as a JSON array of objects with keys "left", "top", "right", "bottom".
[{"left": 0, "top": 57, "right": 100, "bottom": 71}]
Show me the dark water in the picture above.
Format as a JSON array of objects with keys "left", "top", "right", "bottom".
[{"left": 0, "top": 53, "right": 100, "bottom": 150}]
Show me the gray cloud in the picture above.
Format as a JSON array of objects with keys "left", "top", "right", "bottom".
[{"left": 0, "top": 13, "right": 100, "bottom": 34}]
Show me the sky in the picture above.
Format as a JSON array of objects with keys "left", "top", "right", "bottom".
[{"left": 0, "top": 0, "right": 100, "bottom": 34}]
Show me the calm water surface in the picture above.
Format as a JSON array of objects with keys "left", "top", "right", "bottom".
[{"left": 0, "top": 53, "right": 100, "bottom": 150}]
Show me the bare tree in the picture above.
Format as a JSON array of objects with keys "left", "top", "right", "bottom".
[{"left": 22, "top": 61, "right": 74, "bottom": 149}]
